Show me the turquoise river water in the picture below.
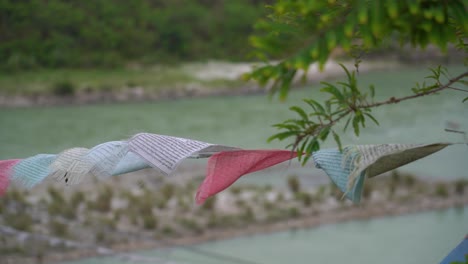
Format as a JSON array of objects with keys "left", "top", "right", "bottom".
[
  {"left": 1, "top": 66, "right": 466, "bottom": 264},
  {"left": 65, "top": 207, "right": 468, "bottom": 264}
]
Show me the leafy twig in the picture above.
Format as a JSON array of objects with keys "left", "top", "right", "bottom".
[{"left": 269, "top": 69, "right": 468, "bottom": 164}]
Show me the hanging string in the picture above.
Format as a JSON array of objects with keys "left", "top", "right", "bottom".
[{"left": 0, "top": 133, "right": 455, "bottom": 204}]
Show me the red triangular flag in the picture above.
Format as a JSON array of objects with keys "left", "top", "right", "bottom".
[{"left": 196, "top": 150, "right": 297, "bottom": 204}]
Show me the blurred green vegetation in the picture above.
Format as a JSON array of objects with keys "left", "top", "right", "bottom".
[
  {"left": 0, "top": 0, "right": 272, "bottom": 71},
  {"left": 0, "top": 65, "right": 244, "bottom": 95}
]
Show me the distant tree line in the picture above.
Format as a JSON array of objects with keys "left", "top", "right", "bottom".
[{"left": 0, "top": 0, "right": 272, "bottom": 70}]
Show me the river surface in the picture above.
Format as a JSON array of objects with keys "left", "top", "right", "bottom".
[
  {"left": 1, "top": 65, "right": 467, "bottom": 263},
  {"left": 64, "top": 207, "right": 468, "bottom": 264}
]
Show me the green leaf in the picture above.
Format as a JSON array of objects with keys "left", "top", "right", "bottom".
[
  {"left": 305, "top": 138, "right": 320, "bottom": 155},
  {"left": 332, "top": 130, "right": 342, "bottom": 152},
  {"left": 273, "top": 123, "right": 301, "bottom": 130},
  {"left": 369, "top": 84, "right": 375, "bottom": 98},
  {"left": 304, "top": 99, "right": 326, "bottom": 114},
  {"left": 319, "top": 127, "right": 331, "bottom": 141},
  {"left": 290, "top": 106, "right": 309, "bottom": 121},
  {"left": 297, "top": 138, "right": 309, "bottom": 160},
  {"left": 325, "top": 101, "right": 332, "bottom": 114},
  {"left": 358, "top": 111, "right": 366, "bottom": 128},
  {"left": 352, "top": 116, "right": 360, "bottom": 136},
  {"left": 343, "top": 116, "right": 352, "bottom": 132},
  {"left": 321, "top": 82, "right": 345, "bottom": 101},
  {"left": 301, "top": 155, "right": 311, "bottom": 166},
  {"left": 267, "top": 131, "right": 298, "bottom": 142},
  {"left": 339, "top": 63, "right": 352, "bottom": 82},
  {"left": 463, "top": 97, "right": 468, "bottom": 103},
  {"left": 295, "top": 119, "right": 309, "bottom": 129},
  {"left": 279, "top": 69, "right": 296, "bottom": 101},
  {"left": 364, "top": 113, "right": 380, "bottom": 125}
]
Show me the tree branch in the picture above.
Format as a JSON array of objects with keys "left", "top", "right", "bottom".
[
  {"left": 362, "top": 71, "right": 468, "bottom": 108},
  {"left": 292, "top": 70, "right": 468, "bottom": 151}
]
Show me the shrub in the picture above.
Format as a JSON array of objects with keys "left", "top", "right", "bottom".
[
  {"left": 242, "top": 206, "right": 255, "bottom": 222},
  {"left": 160, "top": 183, "right": 175, "bottom": 200},
  {"left": 217, "top": 214, "right": 243, "bottom": 228},
  {"left": 52, "top": 80, "right": 76, "bottom": 96},
  {"left": 98, "top": 216, "right": 117, "bottom": 230},
  {"left": 263, "top": 201, "right": 274, "bottom": 211},
  {"left": 264, "top": 185, "right": 273, "bottom": 192},
  {"left": 4, "top": 213, "right": 33, "bottom": 232},
  {"left": 49, "top": 220, "right": 68, "bottom": 238},
  {"left": 161, "top": 225, "right": 175, "bottom": 236},
  {"left": 89, "top": 186, "right": 113, "bottom": 212},
  {"left": 7, "top": 188, "right": 28, "bottom": 205},
  {"left": 315, "top": 185, "right": 326, "bottom": 202},
  {"left": 70, "top": 191, "right": 85, "bottom": 208},
  {"left": 0, "top": 245, "right": 26, "bottom": 255},
  {"left": 403, "top": 174, "right": 416, "bottom": 188},
  {"left": 391, "top": 170, "right": 401, "bottom": 183},
  {"left": 177, "top": 196, "right": 189, "bottom": 211},
  {"left": 178, "top": 217, "right": 202, "bottom": 233},
  {"left": 201, "top": 197, "right": 216, "bottom": 211},
  {"left": 454, "top": 179, "right": 466, "bottom": 195},
  {"left": 266, "top": 208, "right": 297, "bottom": 222},
  {"left": 48, "top": 201, "right": 75, "bottom": 220},
  {"left": 47, "top": 187, "right": 65, "bottom": 203},
  {"left": 288, "top": 207, "right": 300, "bottom": 218},
  {"left": 113, "top": 210, "right": 122, "bottom": 222},
  {"left": 95, "top": 231, "right": 106, "bottom": 243},
  {"left": 435, "top": 183, "right": 449, "bottom": 198},
  {"left": 276, "top": 192, "right": 285, "bottom": 203},
  {"left": 136, "top": 197, "right": 154, "bottom": 215},
  {"left": 206, "top": 213, "right": 218, "bottom": 228},
  {"left": 5, "top": 53, "right": 37, "bottom": 71},
  {"left": 229, "top": 186, "right": 242, "bottom": 195},
  {"left": 287, "top": 175, "right": 301, "bottom": 193},
  {"left": 296, "top": 192, "right": 313, "bottom": 207},
  {"left": 155, "top": 197, "right": 167, "bottom": 209},
  {"left": 235, "top": 198, "right": 247, "bottom": 209},
  {"left": 142, "top": 213, "right": 158, "bottom": 230},
  {"left": 130, "top": 213, "right": 138, "bottom": 226}
]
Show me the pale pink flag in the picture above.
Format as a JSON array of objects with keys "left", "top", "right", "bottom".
[
  {"left": 0, "top": 159, "right": 21, "bottom": 196},
  {"left": 196, "top": 150, "right": 297, "bottom": 204}
]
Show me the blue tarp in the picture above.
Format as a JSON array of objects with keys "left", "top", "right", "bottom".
[{"left": 441, "top": 236, "right": 468, "bottom": 264}]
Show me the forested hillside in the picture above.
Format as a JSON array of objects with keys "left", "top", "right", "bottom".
[{"left": 0, "top": 0, "right": 271, "bottom": 70}]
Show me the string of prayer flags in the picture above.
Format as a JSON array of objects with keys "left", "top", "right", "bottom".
[
  {"left": 0, "top": 132, "right": 455, "bottom": 205},
  {"left": 0, "top": 133, "right": 245, "bottom": 195}
]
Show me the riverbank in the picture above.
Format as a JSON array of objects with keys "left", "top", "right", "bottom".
[
  {"left": 1, "top": 171, "right": 467, "bottom": 264},
  {"left": 0, "top": 60, "right": 399, "bottom": 108}
]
